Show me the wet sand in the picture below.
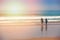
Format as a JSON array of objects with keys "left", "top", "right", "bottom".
[
  {"left": 0, "top": 20, "right": 60, "bottom": 40},
  {"left": 6, "top": 37, "right": 60, "bottom": 40}
]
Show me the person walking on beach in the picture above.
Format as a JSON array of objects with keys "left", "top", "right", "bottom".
[
  {"left": 41, "top": 18, "right": 44, "bottom": 32},
  {"left": 45, "top": 18, "right": 48, "bottom": 31}
]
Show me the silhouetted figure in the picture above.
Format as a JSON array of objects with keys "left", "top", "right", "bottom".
[
  {"left": 41, "top": 18, "right": 43, "bottom": 32},
  {"left": 45, "top": 18, "right": 48, "bottom": 31}
]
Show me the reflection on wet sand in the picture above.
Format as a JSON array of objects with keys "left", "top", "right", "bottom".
[{"left": 0, "top": 19, "right": 60, "bottom": 40}]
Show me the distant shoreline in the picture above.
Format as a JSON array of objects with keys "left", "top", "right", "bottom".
[{"left": 0, "top": 20, "right": 60, "bottom": 23}]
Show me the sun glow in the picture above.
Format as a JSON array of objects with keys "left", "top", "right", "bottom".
[
  {"left": 9, "top": 6, "right": 19, "bottom": 14},
  {"left": 3, "top": 2, "right": 27, "bottom": 16}
]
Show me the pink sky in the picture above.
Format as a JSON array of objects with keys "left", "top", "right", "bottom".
[
  {"left": 0, "top": 0, "right": 45, "bottom": 16},
  {"left": 0, "top": 0, "right": 40, "bottom": 14}
]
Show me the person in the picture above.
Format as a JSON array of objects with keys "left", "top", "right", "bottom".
[
  {"left": 45, "top": 18, "right": 48, "bottom": 31},
  {"left": 41, "top": 18, "right": 43, "bottom": 32}
]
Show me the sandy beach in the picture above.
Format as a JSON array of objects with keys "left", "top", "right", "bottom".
[{"left": 0, "top": 20, "right": 60, "bottom": 40}]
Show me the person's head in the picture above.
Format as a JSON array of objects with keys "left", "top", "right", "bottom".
[
  {"left": 45, "top": 18, "right": 47, "bottom": 20},
  {"left": 41, "top": 18, "right": 43, "bottom": 20}
]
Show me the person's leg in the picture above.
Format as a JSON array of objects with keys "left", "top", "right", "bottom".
[
  {"left": 45, "top": 19, "right": 48, "bottom": 31},
  {"left": 41, "top": 18, "right": 43, "bottom": 32},
  {"left": 41, "top": 24, "right": 43, "bottom": 31},
  {"left": 41, "top": 23, "right": 43, "bottom": 32},
  {"left": 45, "top": 23, "right": 47, "bottom": 31}
]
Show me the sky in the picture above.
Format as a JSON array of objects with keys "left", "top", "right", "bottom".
[{"left": 0, "top": 0, "right": 60, "bottom": 16}]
